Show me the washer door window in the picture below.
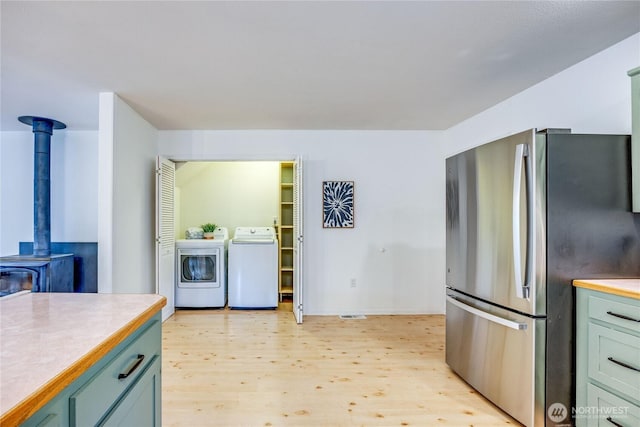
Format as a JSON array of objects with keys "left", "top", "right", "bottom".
[{"left": 178, "top": 248, "right": 220, "bottom": 288}]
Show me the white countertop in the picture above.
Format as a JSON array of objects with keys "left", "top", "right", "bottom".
[{"left": 0, "top": 292, "right": 166, "bottom": 425}]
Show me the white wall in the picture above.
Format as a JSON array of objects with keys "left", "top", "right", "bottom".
[
  {"left": 98, "top": 93, "right": 158, "bottom": 294},
  {"left": 1, "top": 34, "right": 636, "bottom": 315},
  {"left": 158, "top": 34, "right": 639, "bottom": 316},
  {"left": 0, "top": 130, "right": 98, "bottom": 256},
  {"left": 445, "top": 33, "right": 639, "bottom": 155},
  {"left": 176, "top": 161, "right": 280, "bottom": 238},
  {"left": 158, "top": 130, "right": 446, "bottom": 315}
]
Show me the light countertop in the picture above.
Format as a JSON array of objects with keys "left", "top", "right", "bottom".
[
  {"left": 573, "top": 278, "right": 640, "bottom": 300},
  {"left": 0, "top": 292, "right": 166, "bottom": 425}
]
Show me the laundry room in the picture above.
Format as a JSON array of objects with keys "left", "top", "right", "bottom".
[{"left": 173, "top": 160, "right": 296, "bottom": 311}]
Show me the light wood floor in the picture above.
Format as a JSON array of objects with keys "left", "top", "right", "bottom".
[{"left": 161, "top": 308, "right": 519, "bottom": 426}]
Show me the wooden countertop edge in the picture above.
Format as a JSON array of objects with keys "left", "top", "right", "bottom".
[
  {"left": 0, "top": 297, "right": 166, "bottom": 426},
  {"left": 573, "top": 280, "right": 640, "bottom": 300}
]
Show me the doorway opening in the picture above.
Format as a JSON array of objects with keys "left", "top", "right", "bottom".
[{"left": 158, "top": 159, "right": 304, "bottom": 323}]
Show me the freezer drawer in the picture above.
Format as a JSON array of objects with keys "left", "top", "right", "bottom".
[{"left": 445, "top": 291, "right": 546, "bottom": 427}]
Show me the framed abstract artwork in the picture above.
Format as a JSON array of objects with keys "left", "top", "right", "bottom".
[{"left": 322, "top": 181, "right": 354, "bottom": 228}]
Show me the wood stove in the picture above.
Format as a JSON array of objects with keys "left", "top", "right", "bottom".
[{"left": 0, "top": 116, "right": 74, "bottom": 294}]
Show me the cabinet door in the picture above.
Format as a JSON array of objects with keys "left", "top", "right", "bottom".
[
  {"left": 22, "top": 411, "right": 64, "bottom": 427},
  {"left": 34, "top": 414, "right": 63, "bottom": 427},
  {"left": 585, "top": 383, "right": 640, "bottom": 427},
  {"left": 100, "top": 355, "right": 161, "bottom": 426},
  {"left": 20, "top": 395, "right": 65, "bottom": 427}
]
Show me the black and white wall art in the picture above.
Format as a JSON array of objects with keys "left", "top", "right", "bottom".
[{"left": 322, "top": 181, "right": 354, "bottom": 228}]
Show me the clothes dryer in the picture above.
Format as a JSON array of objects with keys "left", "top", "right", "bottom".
[{"left": 175, "top": 227, "right": 229, "bottom": 308}]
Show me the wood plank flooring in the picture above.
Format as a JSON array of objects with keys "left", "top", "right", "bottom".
[{"left": 162, "top": 309, "right": 519, "bottom": 426}]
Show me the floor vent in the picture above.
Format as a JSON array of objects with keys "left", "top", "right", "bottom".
[{"left": 339, "top": 314, "right": 367, "bottom": 320}]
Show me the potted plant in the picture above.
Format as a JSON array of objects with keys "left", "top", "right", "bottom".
[{"left": 201, "top": 223, "right": 217, "bottom": 239}]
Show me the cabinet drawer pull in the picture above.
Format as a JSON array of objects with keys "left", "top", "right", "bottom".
[
  {"left": 118, "top": 354, "right": 145, "bottom": 380},
  {"left": 606, "top": 416, "right": 624, "bottom": 427},
  {"left": 607, "top": 356, "right": 640, "bottom": 372},
  {"left": 606, "top": 311, "right": 640, "bottom": 323}
]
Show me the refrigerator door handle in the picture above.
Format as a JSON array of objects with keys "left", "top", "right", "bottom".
[
  {"left": 512, "top": 143, "right": 531, "bottom": 299},
  {"left": 447, "top": 296, "right": 528, "bottom": 330}
]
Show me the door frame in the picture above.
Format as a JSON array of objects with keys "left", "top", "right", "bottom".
[{"left": 160, "top": 156, "right": 305, "bottom": 323}]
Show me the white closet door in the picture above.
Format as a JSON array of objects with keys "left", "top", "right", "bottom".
[
  {"left": 293, "top": 157, "right": 304, "bottom": 324},
  {"left": 156, "top": 156, "right": 175, "bottom": 321}
]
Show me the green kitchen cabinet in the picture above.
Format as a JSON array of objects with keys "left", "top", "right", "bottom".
[
  {"left": 22, "top": 314, "right": 162, "bottom": 427},
  {"left": 576, "top": 288, "right": 640, "bottom": 427},
  {"left": 95, "top": 356, "right": 160, "bottom": 426}
]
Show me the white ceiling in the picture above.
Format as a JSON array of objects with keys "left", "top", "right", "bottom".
[{"left": 1, "top": 1, "right": 639, "bottom": 131}]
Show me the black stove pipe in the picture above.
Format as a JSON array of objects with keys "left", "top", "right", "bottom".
[{"left": 18, "top": 116, "right": 66, "bottom": 257}]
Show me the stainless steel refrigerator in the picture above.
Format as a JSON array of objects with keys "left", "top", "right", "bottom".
[{"left": 445, "top": 129, "right": 640, "bottom": 426}]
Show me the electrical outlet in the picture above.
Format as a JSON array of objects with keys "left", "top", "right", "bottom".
[{"left": 350, "top": 278, "right": 357, "bottom": 288}]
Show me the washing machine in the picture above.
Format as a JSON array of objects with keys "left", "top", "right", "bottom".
[
  {"left": 228, "top": 227, "right": 278, "bottom": 309},
  {"left": 175, "top": 227, "right": 229, "bottom": 308}
]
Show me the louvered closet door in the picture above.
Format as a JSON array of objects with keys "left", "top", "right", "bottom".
[
  {"left": 156, "top": 156, "right": 175, "bottom": 321},
  {"left": 293, "top": 157, "right": 304, "bottom": 324}
]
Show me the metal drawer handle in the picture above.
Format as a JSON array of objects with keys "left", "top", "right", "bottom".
[
  {"left": 607, "top": 356, "right": 640, "bottom": 373},
  {"left": 606, "top": 311, "right": 640, "bottom": 323},
  {"left": 118, "top": 354, "right": 145, "bottom": 380},
  {"left": 606, "top": 416, "right": 624, "bottom": 427}
]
